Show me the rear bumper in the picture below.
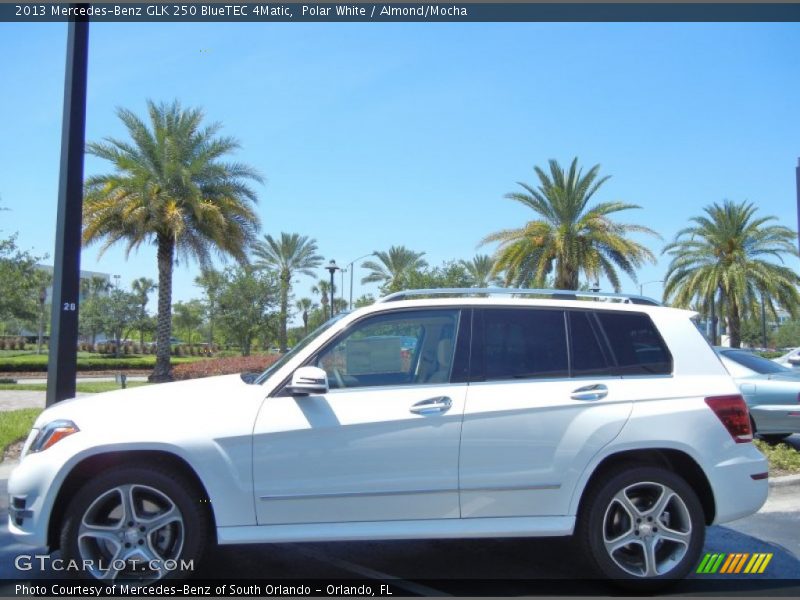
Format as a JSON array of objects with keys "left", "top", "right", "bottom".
[{"left": 709, "top": 445, "right": 769, "bottom": 524}]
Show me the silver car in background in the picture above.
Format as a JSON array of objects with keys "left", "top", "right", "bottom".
[
  {"left": 717, "top": 347, "right": 800, "bottom": 442},
  {"left": 773, "top": 347, "right": 800, "bottom": 368}
]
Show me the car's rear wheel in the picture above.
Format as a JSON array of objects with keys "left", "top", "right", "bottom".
[
  {"left": 60, "top": 465, "right": 209, "bottom": 581},
  {"left": 577, "top": 465, "right": 705, "bottom": 590}
]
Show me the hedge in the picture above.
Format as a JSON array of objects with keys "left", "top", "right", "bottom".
[
  {"left": 173, "top": 354, "right": 280, "bottom": 380},
  {"left": 0, "top": 354, "right": 204, "bottom": 372}
]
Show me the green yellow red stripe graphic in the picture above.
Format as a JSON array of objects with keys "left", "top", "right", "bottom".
[{"left": 696, "top": 552, "right": 772, "bottom": 574}]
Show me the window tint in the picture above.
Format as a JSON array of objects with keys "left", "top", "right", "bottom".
[
  {"left": 315, "top": 309, "right": 459, "bottom": 389},
  {"left": 480, "top": 309, "right": 568, "bottom": 380},
  {"left": 595, "top": 311, "right": 672, "bottom": 375},
  {"left": 568, "top": 311, "right": 610, "bottom": 376}
]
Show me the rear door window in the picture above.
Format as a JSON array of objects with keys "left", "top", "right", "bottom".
[{"left": 473, "top": 308, "right": 569, "bottom": 381}]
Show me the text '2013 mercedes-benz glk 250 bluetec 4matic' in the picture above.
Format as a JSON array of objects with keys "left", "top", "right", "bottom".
[{"left": 9, "top": 289, "right": 768, "bottom": 588}]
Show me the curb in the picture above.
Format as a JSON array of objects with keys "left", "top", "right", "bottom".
[{"left": 769, "top": 473, "right": 800, "bottom": 490}]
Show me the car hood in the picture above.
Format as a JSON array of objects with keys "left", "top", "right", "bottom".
[{"left": 33, "top": 374, "right": 263, "bottom": 431}]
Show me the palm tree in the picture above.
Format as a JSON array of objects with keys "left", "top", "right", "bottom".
[
  {"left": 80, "top": 275, "right": 112, "bottom": 299},
  {"left": 460, "top": 254, "right": 501, "bottom": 288},
  {"left": 83, "top": 100, "right": 262, "bottom": 381},
  {"left": 663, "top": 200, "right": 800, "bottom": 348},
  {"left": 361, "top": 246, "right": 427, "bottom": 294},
  {"left": 481, "top": 158, "right": 658, "bottom": 290},
  {"left": 195, "top": 268, "right": 226, "bottom": 346},
  {"left": 295, "top": 298, "right": 315, "bottom": 336},
  {"left": 253, "top": 233, "right": 322, "bottom": 352},
  {"left": 131, "top": 277, "right": 157, "bottom": 346},
  {"left": 311, "top": 279, "right": 333, "bottom": 310}
]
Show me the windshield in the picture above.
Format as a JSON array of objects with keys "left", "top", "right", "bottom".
[
  {"left": 253, "top": 312, "right": 349, "bottom": 384},
  {"left": 719, "top": 349, "right": 789, "bottom": 375}
]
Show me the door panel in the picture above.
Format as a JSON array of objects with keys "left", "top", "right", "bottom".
[
  {"left": 253, "top": 308, "right": 467, "bottom": 525},
  {"left": 459, "top": 378, "right": 632, "bottom": 518},
  {"left": 253, "top": 385, "right": 466, "bottom": 524}
]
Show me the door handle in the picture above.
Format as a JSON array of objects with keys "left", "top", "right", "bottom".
[
  {"left": 410, "top": 396, "right": 452, "bottom": 414},
  {"left": 570, "top": 384, "right": 608, "bottom": 401}
]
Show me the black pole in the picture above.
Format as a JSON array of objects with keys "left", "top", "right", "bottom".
[
  {"left": 46, "top": 17, "right": 89, "bottom": 407},
  {"left": 796, "top": 157, "right": 800, "bottom": 254},
  {"left": 329, "top": 269, "right": 335, "bottom": 319}
]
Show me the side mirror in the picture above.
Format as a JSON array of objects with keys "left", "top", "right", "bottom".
[{"left": 287, "top": 366, "right": 329, "bottom": 396}]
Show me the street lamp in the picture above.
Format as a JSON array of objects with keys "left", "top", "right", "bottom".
[
  {"left": 639, "top": 280, "right": 664, "bottom": 296},
  {"left": 37, "top": 286, "right": 47, "bottom": 355},
  {"left": 345, "top": 253, "right": 375, "bottom": 309},
  {"left": 325, "top": 260, "right": 341, "bottom": 319}
]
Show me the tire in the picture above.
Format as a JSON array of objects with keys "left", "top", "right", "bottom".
[
  {"left": 60, "top": 465, "right": 209, "bottom": 581},
  {"left": 758, "top": 433, "right": 791, "bottom": 444},
  {"left": 577, "top": 465, "right": 705, "bottom": 591}
]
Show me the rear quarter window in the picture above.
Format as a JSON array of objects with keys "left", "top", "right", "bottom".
[{"left": 594, "top": 311, "right": 672, "bottom": 375}]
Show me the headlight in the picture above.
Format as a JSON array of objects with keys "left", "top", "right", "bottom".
[{"left": 27, "top": 420, "right": 80, "bottom": 454}]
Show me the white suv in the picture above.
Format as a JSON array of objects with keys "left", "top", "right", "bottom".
[{"left": 8, "top": 289, "right": 768, "bottom": 587}]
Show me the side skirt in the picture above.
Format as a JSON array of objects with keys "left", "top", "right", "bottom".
[{"left": 217, "top": 516, "right": 576, "bottom": 545}]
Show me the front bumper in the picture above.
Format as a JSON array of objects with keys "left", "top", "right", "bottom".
[{"left": 7, "top": 452, "right": 64, "bottom": 549}]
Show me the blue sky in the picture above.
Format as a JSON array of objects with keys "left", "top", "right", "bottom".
[{"left": 1, "top": 22, "right": 799, "bottom": 320}]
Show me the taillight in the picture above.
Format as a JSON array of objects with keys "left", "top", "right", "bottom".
[{"left": 705, "top": 395, "right": 753, "bottom": 443}]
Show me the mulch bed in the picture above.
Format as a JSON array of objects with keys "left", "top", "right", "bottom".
[{"left": 3, "top": 440, "right": 23, "bottom": 463}]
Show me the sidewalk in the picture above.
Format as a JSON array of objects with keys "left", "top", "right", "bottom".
[{"left": 0, "top": 376, "right": 148, "bottom": 411}]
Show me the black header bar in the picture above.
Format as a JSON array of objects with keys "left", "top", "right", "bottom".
[{"left": 5, "top": 2, "right": 800, "bottom": 22}]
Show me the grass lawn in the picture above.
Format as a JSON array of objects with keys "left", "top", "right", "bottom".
[
  {"left": 0, "top": 381, "right": 149, "bottom": 393},
  {"left": 0, "top": 408, "right": 42, "bottom": 455}
]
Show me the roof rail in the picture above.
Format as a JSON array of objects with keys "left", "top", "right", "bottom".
[{"left": 377, "top": 287, "right": 661, "bottom": 306}]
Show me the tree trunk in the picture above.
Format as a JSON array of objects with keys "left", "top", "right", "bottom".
[
  {"left": 139, "top": 305, "right": 145, "bottom": 347},
  {"left": 709, "top": 296, "right": 717, "bottom": 345},
  {"left": 728, "top": 296, "right": 742, "bottom": 348},
  {"left": 554, "top": 259, "right": 578, "bottom": 290},
  {"left": 279, "top": 271, "right": 289, "bottom": 353},
  {"left": 150, "top": 235, "right": 174, "bottom": 382}
]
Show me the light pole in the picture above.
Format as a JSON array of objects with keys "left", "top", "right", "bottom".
[
  {"left": 37, "top": 286, "right": 47, "bottom": 355},
  {"left": 761, "top": 292, "right": 768, "bottom": 348},
  {"left": 345, "top": 253, "right": 374, "bottom": 310},
  {"left": 325, "top": 260, "right": 341, "bottom": 319},
  {"left": 639, "top": 280, "right": 664, "bottom": 297}
]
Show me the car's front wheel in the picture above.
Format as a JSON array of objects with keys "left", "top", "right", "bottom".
[
  {"left": 577, "top": 465, "right": 705, "bottom": 590},
  {"left": 60, "top": 465, "right": 209, "bottom": 581}
]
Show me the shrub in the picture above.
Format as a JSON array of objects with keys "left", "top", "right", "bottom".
[
  {"left": 0, "top": 377, "right": 18, "bottom": 384},
  {"left": 173, "top": 354, "right": 280, "bottom": 380}
]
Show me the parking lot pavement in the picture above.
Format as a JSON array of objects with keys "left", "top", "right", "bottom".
[
  {"left": 0, "top": 391, "right": 94, "bottom": 412},
  {"left": 0, "top": 457, "right": 798, "bottom": 594}
]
